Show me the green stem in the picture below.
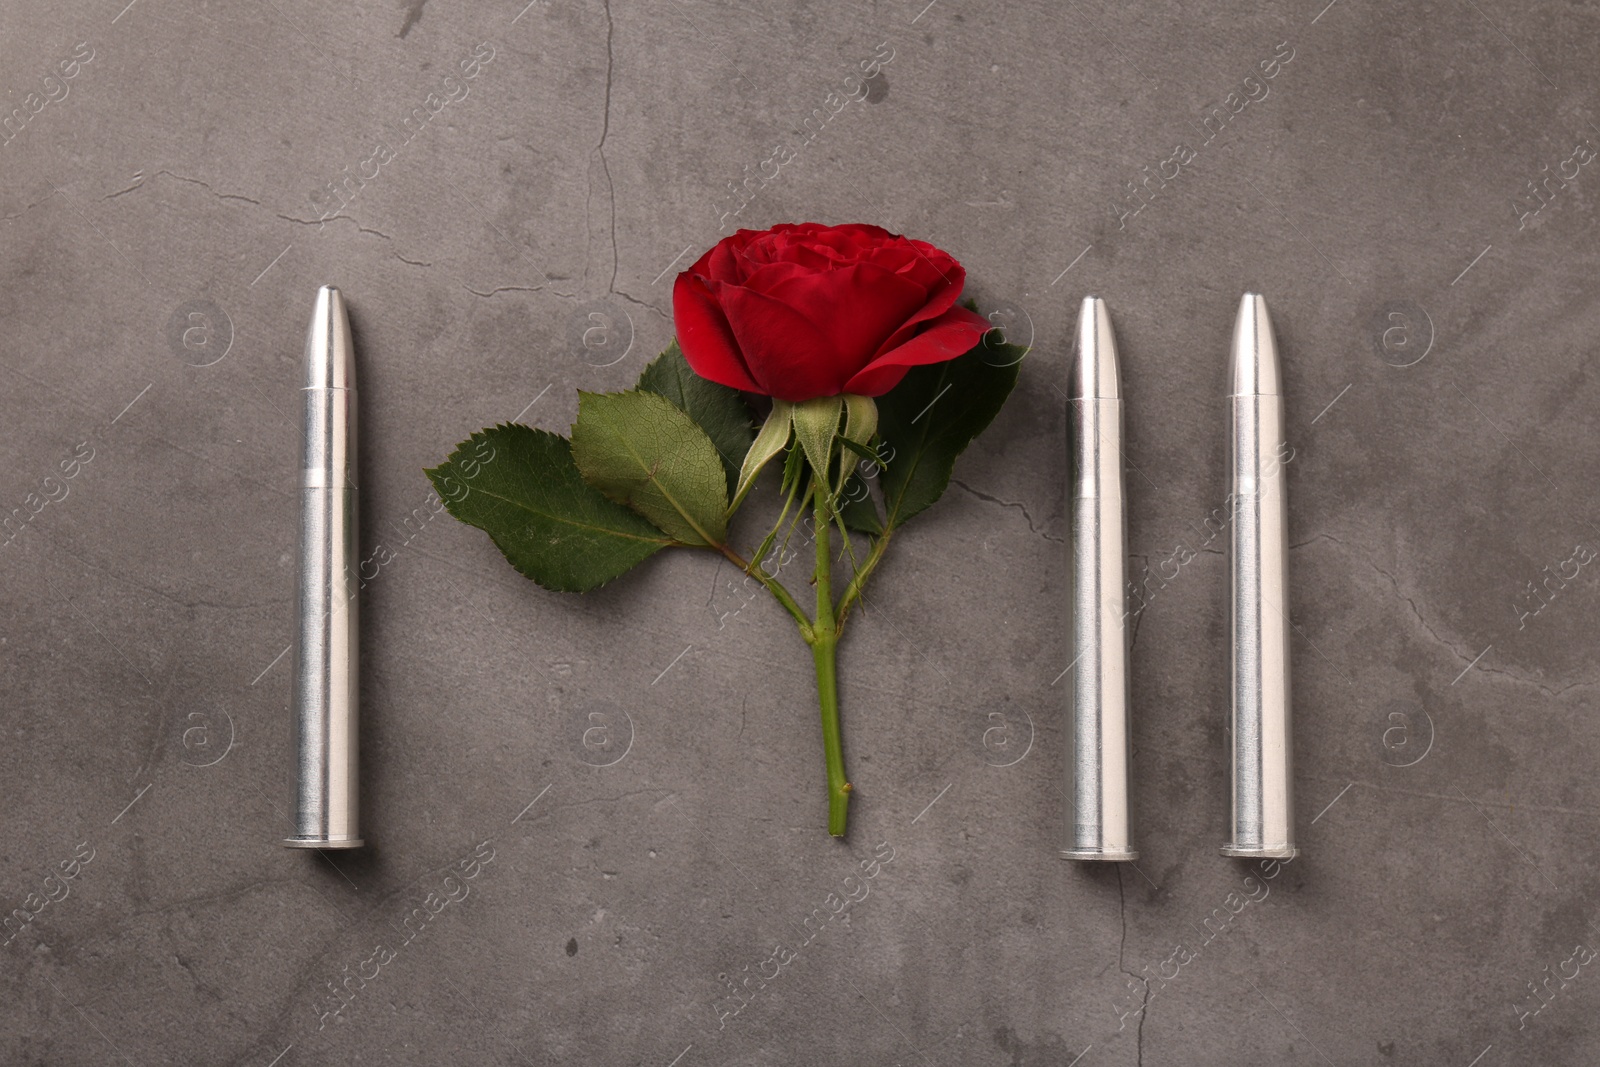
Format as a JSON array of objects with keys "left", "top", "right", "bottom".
[
  {"left": 812, "top": 633, "right": 848, "bottom": 836},
  {"left": 810, "top": 487, "right": 850, "bottom": 836},
  {"left": 835, "top": 526, "right": 893, "bottom": 633},
  {"left": 715, "top": 543, "right": 811, "bottom": 638}
]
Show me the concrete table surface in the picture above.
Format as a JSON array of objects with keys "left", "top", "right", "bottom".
[{"left": 3, "top": 1, "right": 1598, "bottom": 1064}]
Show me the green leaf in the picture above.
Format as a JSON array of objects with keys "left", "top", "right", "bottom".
[
  {"left": 876, "top": 332, "right": 1023, "bottom": 530},
  {"left": 731, "top": 399, "right": 792, "bottom": 513},
  {"left": 637, "top": 342, "right": 754, "bottom": 497},
  {"left": 571, "top": 389, "right": 730, "bottom": 546},
  {"left": 425, "top": 424, "right": 672, "bottom": 593},
  {"left": 791, "top": 395, "right": 844, "bottom": 493}
]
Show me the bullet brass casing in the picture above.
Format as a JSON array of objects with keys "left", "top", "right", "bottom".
[
  {"left": 1222, "top": 293, "right": 1296, "bottom": 859},
  {"left": 285, "top": 286, "right": 363, "bottom": 849},
  {"left": 1062, "top": 297, "right": 1137, "bottom": 862}
]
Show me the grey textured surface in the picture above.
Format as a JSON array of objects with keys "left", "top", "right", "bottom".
[{"left": 3, "top": 0, "right": 1599, "bottom": 1064}]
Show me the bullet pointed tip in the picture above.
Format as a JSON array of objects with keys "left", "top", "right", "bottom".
[
  {"left": 1230, "top": 292, "right": 1280, "bottom": 396},
  {"left": 1070, "top": 296, "right": 1120, "bottom": 399},
  {"left": 306, "top": 286, "right": 355, "bottom": 390}
]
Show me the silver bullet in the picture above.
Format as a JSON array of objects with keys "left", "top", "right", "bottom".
[
  {"left": 1062, "top": 296, "right": 1137, "bottom": 862},
  {"left": 1222, "top": 294, "right": 1296, "bottom": 859},
  {"left": 284, "top": 286, "right": 364, "bottom": 849}
]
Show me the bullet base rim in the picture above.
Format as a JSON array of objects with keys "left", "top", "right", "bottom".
[
  {"left": 1060, "top": 847, "right": 1140, "bottom": 862},
  {"left": 283, "top": 836, "right": 365, "bottom": 850},
  {"left": 1220, "top": 843, "right": 1298, "bottom": 859}
]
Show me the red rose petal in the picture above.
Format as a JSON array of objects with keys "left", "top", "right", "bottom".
[
  {"left": 740, "top": 259, "right": 814, "bottom": 295},
  {"left": 764, "top": 261, "right": 929, "bottom": 370},
  {"left": 842, "top": 305, "right": 992, "bottom": 396},
  {"left": 868, "top": 257, "right": 966, "bottom": 359},
  {"left": 718, "top": 283, "right": 848, "bottom": 400},
  {"left": 673, "top": 273, "right": 761, "bottom": 392}
]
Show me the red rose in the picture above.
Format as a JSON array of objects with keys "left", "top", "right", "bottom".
[{"left": 672, "top": 223, "right": 991, "bottom": 402}]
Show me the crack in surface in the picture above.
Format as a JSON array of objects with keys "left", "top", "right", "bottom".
[
  {"left": 393, "top": 253, "right": 432, "bottom": 268},
  {"left": 612, "top": 287, "right": 668, "bottom": 319},
  {"left": 1116, "top": 869, "right": 1148, "bottom": 1066},
  {"left": 1290, "top": 532, "right": 1345, "bottom": 551},
  {"left": 1478, "top": 665, "right": 1599, "bottom": 697},
  {"left": 1, "top": 191, "right": 58, "bottom": 221},
  {"left": 101, "top": 174, "right": 147, "bottom": 200},
  {"left": 275, "top": 213, "right": 392, "bottom": 240},
  {"left": 582, "top": 0, "right": 619, "bottom": 296},
  {"left": 1128, "top": 553, "right": 1148, "bottom": 654},
  {"left": 1365, "top": 557, "right": 1471, "bottom": 666},
  {"left": 1318, "top": 534, "right": 1593, "bottom": 700},
  {"left": 155, "top": 169, "right": 261, "bottom": 205},
  {"left": 461, "top": 284, "right": 544, "bottom": 298},
  {"left": 948, "top": 478, "right": 1060, "bottom": 541}
]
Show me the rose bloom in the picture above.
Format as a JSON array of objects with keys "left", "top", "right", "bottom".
[{"left": 672, "top": 223, "right": 991, "bottom": 402}]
